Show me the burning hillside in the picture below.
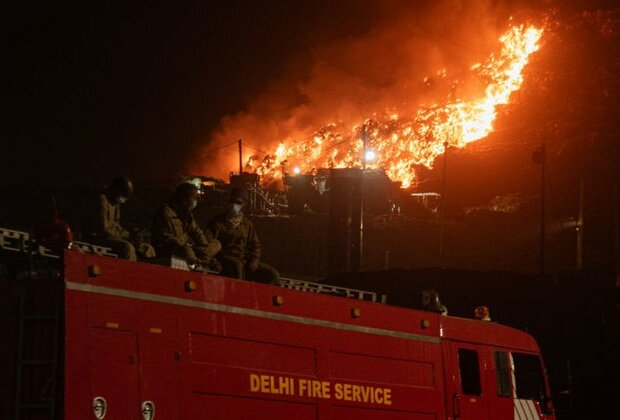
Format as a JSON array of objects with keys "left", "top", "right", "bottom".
[
  {"left": 196, "top": 4, "right": 546, "bottom": 189},
  {"left": 262, "top": 24, "right": 543, "bottom": 188}
]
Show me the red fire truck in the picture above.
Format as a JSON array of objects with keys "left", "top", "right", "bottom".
[{"left": 2, "top": 230, "right": 555, "bottom": 419}]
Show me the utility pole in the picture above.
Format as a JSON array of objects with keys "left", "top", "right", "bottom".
[
  {"left": 439, "top": 141, "right": 449, "bottom": 257},
  {"left": 615, "top": 182, "right": 620, "bottom": 287},
  {"left": 238, "top": 139, "right": 243, "bottom": 175},
  {"left": 576, "top": 178, "right": 584, "bottom": 270},
  {"left": 540, "top": 143, "right": 546, "bottom": 276},
  {"left": 359, "top": 127, "right": 367, "bottom": 269},
  {"left": 532, "top": 143, "right": 546, "bottom": 275},
  {"left": 361, "top": 127, "right": 368, "bottom": 170}
]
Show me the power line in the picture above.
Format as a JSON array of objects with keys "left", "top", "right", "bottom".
[
  {"left": 243, "top": 143, "right": 269, "bottom": 155},
  {"left": 198, "top": 140, "right": 238, "bottom": 156}
]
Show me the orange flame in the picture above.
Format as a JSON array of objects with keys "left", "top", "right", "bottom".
[{"left": 254, "top": 23, "right": 543, "bottom": 188}]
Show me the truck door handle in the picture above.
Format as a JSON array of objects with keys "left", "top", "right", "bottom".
[
  {"left": 141, "top": 400, "right": 155, "bottom": 420},
  {"left": 453, "top": 393, "right": 461, "bottom": 418},
  {"left": 92, "top": 396, "right": 107, "bottom": 419}
]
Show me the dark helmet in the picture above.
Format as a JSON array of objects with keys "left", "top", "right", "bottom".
[
  {"left": 230, "top": 188, "right": 249, "bottom": 204},
  {"left": 109, "top": 176, "right": 134, "bottom": 197},
  {"left": 173, "top": 183, "right": 198, "bottom": 201}
]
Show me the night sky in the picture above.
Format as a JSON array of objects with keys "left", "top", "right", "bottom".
[{"left": 6, "top": 1, "right": 391, "bottom": 186}]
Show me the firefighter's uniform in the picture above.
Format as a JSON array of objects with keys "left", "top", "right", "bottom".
[
  {"left": 206, "top": 214, "right": 279, "bottom": 284},
  {"left": 94, "top": 193, "right": 138, "bottom": 261},
  {"left": 152, "top": 204, "right": 221, "bottom": 264}
]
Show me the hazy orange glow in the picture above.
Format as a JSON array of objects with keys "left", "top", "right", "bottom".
[{"left": 246, "top": 23, "right": 542, "bottom": 188}]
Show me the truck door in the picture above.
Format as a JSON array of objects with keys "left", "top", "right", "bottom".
[
  {"left": 486, "top": 350, "right": 515, "bottom": 416},
  {"left": 443, "top": 342, "right": 489, "bottom": 420},
  {"left": 137, "top": 332, "right": 180, "bottom": 420},
  {"left": 88, "top": 328, "right": 139, "bottom": 419}
]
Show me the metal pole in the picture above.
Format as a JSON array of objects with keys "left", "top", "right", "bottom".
[
  {"left": 359, "top": 127, "right": 367, "bottom": 270},
  {"left": 439, "top": 141, "right": 449, "bottom": 257},
  {"left": 614, "top": 182, "right": 620, "bottom": 287},
  {"left": 359, "top": 185, "right": 364, "bottom": 271},
  {"left": 362, "top": 128, "right": 367, "bottom": 170},
  {"left": 540, "top": 143, "right": 546, "bottom": 276},
  {"left": 238, "top": 139, "right": 243, "bottom": 175},
  {"left": 440, "top": 141, "right": 449, "bottom": 199},
  {"left": 576, "top": 178, "right": 584, "bottom": 270}
]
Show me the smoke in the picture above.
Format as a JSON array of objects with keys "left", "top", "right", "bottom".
[{"left": 192, "top": 0, "right": 540, "bottom": 180}]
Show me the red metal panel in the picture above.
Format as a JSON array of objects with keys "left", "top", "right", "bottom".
[
  {"left": 87, "top": 293, "right": 142, "bottom": 331},
  {"left": 442, "top": 341, "right": 490, "bottom": 420},
  {"left": 73, "top": 251, "right": 440, "bottom": 343},
  {"left": 439, "top": 316, "right": 539, "bottom": 352},
  {"left": 178, "top": 305, "right": 445, "bottom": 417},
  {"left": 138, "top": 334, "right": 179, "bottom": 420},
  {"left": 87, "top": 328, "right": 139, "bottom": 419},
  {"left": 187, "top": 393, "right": 318, "bottom": 419},
  {"left": 328, "top": 351, "right": 434, "bottom": 387},
  {"left": 485, "top": 350, "right": 514, "bottom": 419},
  {"left": 190, "top": 333, "right": 317, "bottom": 375},
  {"left": 65, "top": 254, "right": 91, "bottom": 420},
  {"left": 329, "top": 406, "right": 436, "bottom": 419}
]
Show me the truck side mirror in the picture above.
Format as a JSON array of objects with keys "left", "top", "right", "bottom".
[{"left": 540, "top": 395, "right": 554, "bottom": 416}]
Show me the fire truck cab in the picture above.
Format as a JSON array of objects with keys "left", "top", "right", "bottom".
[{"left": 56, "top": 251, "right": 554, "bottom": 420}]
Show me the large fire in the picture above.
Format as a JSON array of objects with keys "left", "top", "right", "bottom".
[{"left": 247, "top": 23, "right": 543, "bottom": 188}]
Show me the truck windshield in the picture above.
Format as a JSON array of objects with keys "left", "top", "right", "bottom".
[{"left": 512, "top": 352, "right": 546, "bottom": 402}]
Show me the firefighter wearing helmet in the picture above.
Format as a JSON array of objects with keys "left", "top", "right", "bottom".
[
  {"left": 205, "top": 188, "right": 279, "bottom": 284},
  {"left": 151, "top": 182, "right": 222, "bottom": 268},
  {"left": 91, "top": 176, "right": 155, "bottom": 261}
]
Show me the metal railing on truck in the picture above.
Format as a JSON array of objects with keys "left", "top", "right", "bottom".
[
  {"left": 0, "top": 226, "right": 385, "bottom": 303},
  {"left": 276, "top": 277, "right": 386, "bottom": 303}
]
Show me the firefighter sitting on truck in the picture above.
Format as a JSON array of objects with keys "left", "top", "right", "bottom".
[
  {"left": 151, "top": 182, "right": 221, "bottom": 269},
  {"left": 206, "top": 188, "right": 279, "bottom": 284},
  {"left": 90, "top": 176, "right": 156, "bottom": 261}
]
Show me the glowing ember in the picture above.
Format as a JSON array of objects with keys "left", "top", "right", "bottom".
[{"left": 256, "top": 23, "right": 543, "bottom": 188}]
